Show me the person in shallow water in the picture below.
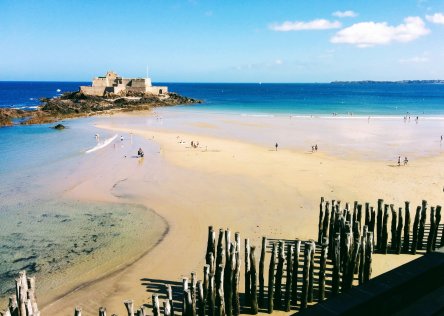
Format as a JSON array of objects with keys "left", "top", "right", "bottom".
[{"left": 137, "top": 148, "right": 144, "bottom": 158}]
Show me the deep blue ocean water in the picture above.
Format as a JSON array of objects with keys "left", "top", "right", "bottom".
[{"left": 1, "top": 81, "right": 444, "bottom": 115}]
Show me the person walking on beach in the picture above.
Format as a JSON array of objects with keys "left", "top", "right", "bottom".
[
  {"left": 398, "top": 156, "right": 401, "bottom": 166},
  {"left": 315, "top": 144, "right": 318, "bottom": 152},
  {"left": 275, "top": 142, "right": 278, "bottom": 151},
  {"left": 404, "top": 157, "right": 408, "bottom": 166},
  {"left": 120, "top": 135, "right": 124, "bottom": 142}
]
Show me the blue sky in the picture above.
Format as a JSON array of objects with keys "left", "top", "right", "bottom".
[{"left": 1, "top": 0, "right": 444, "bottom": 82}]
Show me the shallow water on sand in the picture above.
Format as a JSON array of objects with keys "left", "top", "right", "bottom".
[{"left": 0, "top": 117, "right": 167, "bottom": 304}]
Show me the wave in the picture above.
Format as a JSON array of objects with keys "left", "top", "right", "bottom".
[{"left": 85, "top": 134, "right": 117, "bottom": 154}]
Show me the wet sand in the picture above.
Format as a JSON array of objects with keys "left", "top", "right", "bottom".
[{"left": 38, "top": 110, "right": 443, "bottom": 315}]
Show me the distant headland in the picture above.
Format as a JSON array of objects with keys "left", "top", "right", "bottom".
[
  {"left": 0, "top": 71, "right": 201, "bottom": 127},
  {"left": 331, "top": 80, "right": 444, "bottom": 84}
]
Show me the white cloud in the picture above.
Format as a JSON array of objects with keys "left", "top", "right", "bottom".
[
  {"left": 398, "top": 56, "right": 429, "bottom": 63},
  {"left": 332, "top": 10, "right": 358, "bottom": 18},
  {"left": 270, "top": 19, "right": 341, "bottom": 31},
  {"left": 426, "top": 13, "right": 444, "bottom": 24},
  {"left": 331, "top": 16, "right": 429, "bottom": 47}
]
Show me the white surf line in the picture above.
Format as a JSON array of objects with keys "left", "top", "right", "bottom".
[{"left": 86, "top": 134, "right": 118, "bottom": 154}]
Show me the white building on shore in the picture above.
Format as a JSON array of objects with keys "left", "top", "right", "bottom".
[{"left": 80, "top": 71, "right": 168, "bottom": 96}]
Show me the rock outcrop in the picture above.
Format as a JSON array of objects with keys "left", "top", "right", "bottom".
[{"left": 0, "top": 91, "right": 201, "bottom": 127}]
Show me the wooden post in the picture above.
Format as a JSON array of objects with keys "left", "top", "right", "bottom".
[
  {"left": 365, "top": 203, "right": 370, "bottom": 227},
  {"left": 207, "top": 226, "right": 216, "bottom": 266},
  {"left": 99, "top": 307, "right": 107, "bottom": 316},
  {"left": 267, "top": 243, "right": 276, "bottom": 314},
  {"left": 364, "top": 232, "right": 373, "bottom": 282},
  {"left": 153, "top": 295, "right": 161, "bottom": 316},
  {"left": 258, "top": 237, "right": 267, "bottom": 309},
  {"left": 225, "top": 244, "right": 235, "bottom": 316},
  {"left": 318, "top": 197, "right": 325, "bottom": 243},
  {"left": 284, "top": 244, "right": 293, "bottom": 311},
  {"left": 74, "top": 307, "right": 82, "bottom": 316},
  {"left": 124, "top": 300, "right": 134, "bottom": 316},
  {"left": 370, "top": 207, "right": 376, "bottom": 235},
  {"left": 215, "top": 265, "right": 225, "bottom": 316},
  {"left": 433, "top": 206, "right": 441, "bottom": 250},
  {"left": 426, "top": 206, "right": 435, "bottom": 253},
  {"left": 250, "top": 246, "right": 258, "bottom": 314},
  {"left": 191, "top": 272, "right": 197, "bottom": 316},
  {"left": 291, "top": 240, "right": 301, "bottom": 306},
  {"left": 233, "top": 244, "right": 241, "bottom": 316},
  {"left": 402, "top": 201, "right": 411, "bottom": 253},
  {"left": 328, "top": 203, "right": 336, "bottom": 259},
  {"left": 390, "top": 205, "right": 397, "bottom": 251},
  {"left": 183, "top": 277, "right": 189, "bottom": 315},
  {"left": 8, "top": 295, "right": 17, "bottom": 316},
  {"left": 163, "top": 301, "right": 171, "bottom": 316},
  {"left": 308, "top": 240, "right": 315, "bottom": 303},
  {"left": 411, "top": 206, "right": 421, "bottom": 254},
  {"left": 244, "top": 238, "right": 251, "bottom": 306},
  {"left": 203, "top": 265, "right": 210, "bottom": 305},
  {"left": 301, "top": 243, "right": 312, "bottom": 310},
  {"left": 332, "top": 233, "right": 341, "bottom": 296},
  {"left": 197, "top": 281, "right": 205, "bottom": 316},
  {"left": 318, "top": 237, "right": 328, "bottom": 301},
  {"left": 348, "top": 236, "right": 360, "bottom": 290},
  {"left": 274, "top": 241, "right": 285, "bottom": 310},
  {"left": 167, "top": 284, "right": 174, "bottom": 316},
  {"left": 376, "top": 199, "right": 383, "bottom": 249},
  {"left": 417, "top": 200, "right": 427, "bottom": 250},
  {"left": 396, "top": 208, "right": 403, "bottom": 254},
  {"left": 358, "top": 226, "right": 368, "bottom": 285},
  {"left": 323, "top": 202, "right": 330, "bottom": 244},
  {"left": 381, "top": 205, "right": 389, "bottom": 254},
  {"left": 208, "top": 274, "right": 215, "bottom": 316},
  {"left": 341, "top": 232, "right": 352, "bottom": 291}
]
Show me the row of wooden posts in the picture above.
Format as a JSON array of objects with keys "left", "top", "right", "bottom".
[
  {"left": 318, "top": 198, "right": 443, "bottom": 256},
  {"left": 2, "top": 270, "right": 40, "bottom": 316},
  {"left": 2, "top": 198, "right": 442, "bottom": 316}
]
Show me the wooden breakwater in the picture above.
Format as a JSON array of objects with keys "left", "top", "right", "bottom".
[{"left": 1, "top": 198, "right": 442, "bottom": 316}]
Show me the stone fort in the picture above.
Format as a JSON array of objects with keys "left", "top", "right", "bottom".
[{"left": 80, "top": 71, "right": 168, "bottom": 96}]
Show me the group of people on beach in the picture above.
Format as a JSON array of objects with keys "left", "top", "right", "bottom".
[
  {"left": 191, "top": 141, "right": 199, "bottom": 148},
  {"left": 398, "top": 156, "right": 408, "bottom": 166},
  {"left": 311, "top": 144, "right": 318, "bottom": 152}
]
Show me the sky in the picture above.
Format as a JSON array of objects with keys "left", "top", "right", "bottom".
[{"left": 1, "top": 0, "right": 444, "bottom": 82}]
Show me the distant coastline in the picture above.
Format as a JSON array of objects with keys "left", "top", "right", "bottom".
[{"left": 331, "top": 80, "right": 444, "bottom": 84}]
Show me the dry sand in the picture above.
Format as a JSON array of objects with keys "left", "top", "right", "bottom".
[{"left": 40, "top": 110, "right": 444, "bottom": 315}]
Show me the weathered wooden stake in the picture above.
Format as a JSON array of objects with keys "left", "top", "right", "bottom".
[
  {"left": 244, "top": 238, "right": 251, "bottom": 306},
  {"left": 153, "top": 295, "right": 161, "bottom": 316},
  {"left": 197, "top": 281, "right": 205, "bottom": 316},
  {"left": 124, "top": 300, "right": 134, "bottom": 316},
  {"left": 390, "top": 205, "right": 397, "bottom": 251},
  {"left": 364, "top": 232, "right": 373, "bottom": 282},
  {"left": 207, "top": 226, "right": 216, "bottom": 266},
  {"left": 216, "top": 265, "right": 225, "bottom": 316},
  {"left": 284, "top": 244, "right": 293, "bottom": 311},
  {"left": 381, "top": 205, "right": 389, "bottom": 254},
  {"left": 417, "top": 200, "right": 427, "bottom": 250},
  {"left": 396, "top": 208, "right": 403, "bottom": 254},
  {"left": 208, "top": 274, "right": 216, "bottom": 316},
  {"left": 99, "top": 307, "right": 107, "bottom": 316},
  {"left": 291, "top": 239, "right": 301, "bottom": 305},
  {"left": 274, "top": 241, "right": 285, "bottom": 310},
  {"left": 341, "top": 233, "right": 352, "bottom": 291},
  {"left": 74, "top": 306, "right": 82, "bottom": 316},
  {"left": 433, "top": 206, "right": 441, "bottom": 250},
  {"left": 300, "top": 242, "right": 312, "bottom": 310},
  {"left": 358, "top": 226, "right": 368, "bottom": 285},
  {"left": 402, "top": 201, "right": 411, "bottom": 253},
  {"left": 250, "top": 246, "right": 258, "bottom": 314},
  {"left": 411, "top": 206, "right": 421, "bottom": 254},
  {"left": 163, "top": 301, "right": 171, "bottom": 316},
  {"left": 376, "top": 199, "right": 383, "bottom": 249},
  {"left": 267, "top": 243, "right": 276, "bottom": 314},
  {"left": 167, "top": 284, "right": 174, "bottom": 316},
  {"left": 318, "top": 237, "right": 328, "bottom": 301},
  {"left": 308, "top": 240, "right": 315, "bottom": 303},
  {"left": 233, "top": 245, "right": 241, "bottom": 316},
  {"left": 426, "top": 206, "right": 435, "bottom": 253},
  {"left": 332, "top": 233, "right": 341, "bottom": 295},
  {"left": 258, "top": 237, "right": 267, "bottom": 309},
  {"left": 318, "top": 197, "right": 325, "bottom": 243},
  {"left": 224, "top": 244, "right": 235, "bottom": 316}
]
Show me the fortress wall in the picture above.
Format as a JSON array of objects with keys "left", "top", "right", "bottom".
[
  {"left": 80, "top": 86, "right": 106, "bottom": 96},
  {"left": 146, "top": 86, "right": 168, "bottom": 95}
]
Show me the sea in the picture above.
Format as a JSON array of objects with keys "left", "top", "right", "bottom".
[{"left": 0, "top": 81, "right": 444, "bottom": 299}]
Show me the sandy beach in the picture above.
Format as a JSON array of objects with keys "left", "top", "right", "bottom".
[{"left": 38, "top": 110, "right": 443, "bottom": 315}]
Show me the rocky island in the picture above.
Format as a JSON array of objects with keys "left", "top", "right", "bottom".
[{"left": 0, "top": 71, "right": 201, "bottom": 127}]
